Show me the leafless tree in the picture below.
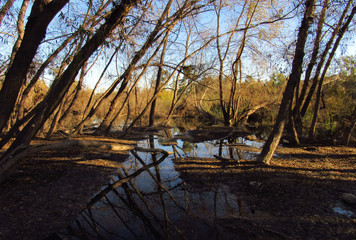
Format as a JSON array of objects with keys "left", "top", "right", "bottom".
[{"left": 258, "top": 0, "right": 317, "bottom": 165}]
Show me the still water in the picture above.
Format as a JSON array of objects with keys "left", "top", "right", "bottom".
[{"left": 56, "top": 131, "right": 262, "bottom": 239}]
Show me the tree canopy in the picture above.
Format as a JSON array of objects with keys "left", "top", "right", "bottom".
[{"left": 0, "top": 0, "right": 355, "bottom": 181}]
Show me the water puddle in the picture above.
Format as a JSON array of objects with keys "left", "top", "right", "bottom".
[
  {"left": 333, "top": 202, "right": 355, "bottom": 218},
  {"left": 56, "top": 131, "right": 259, "bottom": 239}
]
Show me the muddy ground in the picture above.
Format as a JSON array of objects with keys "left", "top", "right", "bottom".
[
  {"left": 174, "top": 145, "right": 356, "bottom": 239},
  {"left": 0, "top": 129, "right": 355, "bottom": 240}
]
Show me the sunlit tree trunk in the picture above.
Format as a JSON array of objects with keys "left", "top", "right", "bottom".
[
  {"left": 258, "top": 0, "right": 316, "bottom": 165},
  {"left": 229, "top": 2, "right": 257, "bottom": 126},
  {"left": 287, "top": 96, "right": 300, "bottom": 145},
  {"left": 293, "top": 0, "right": 329, "bottom": 135},
  {"left": 75, "top": 0, "right": 175, "bottom": 134},
  {"left": 45, "top": 100, "right": 65, "bottom": 140},
  {"left": 346, "top": 108, "right": 356, "bottom": 146},
  {"left": 104, "top": 41, "right": 169, "bottom": 133},
  {"left": 46, "top": 61, "right": 88, "bottom": 139},
  {"left": 0, "top": 0, "right": 15, "bottom": 26},
  {"left": 214, "top": 0, "right": 244, "bottom": 126},
  {"left": 215, "top": 0, "right": 256, "bottom": 126},
  {"left": 149, "top": 33, "right": 169, "bottom": 127},
  {"left": 164, "top": 73, "right": 181, "bottom": 125},
  {"left": 300, "top": 0, "right": 352, "bottom": 118},
  {"left": 309, "top": 6, "right": 356, "bottom": 138},
  {"left": 9, "top": 0, "right": 30, "bottom": 65}
]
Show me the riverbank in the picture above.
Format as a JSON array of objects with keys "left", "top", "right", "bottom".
[
  {"left": 0, "top": 131, "right": 355, "bottom": 239},
  {"left": 0, "top": 135, "right": 136, "bottom": 240}
]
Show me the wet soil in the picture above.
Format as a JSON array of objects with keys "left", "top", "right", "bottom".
[
  {"left": 0, "top": 129, "right": 356, "bottom": 240},
  {"left": 173, "top": 145, "right": 356, "bottom": 239},
  {"left": 0, "top": 135, "right": 135, "bottom": 240}
]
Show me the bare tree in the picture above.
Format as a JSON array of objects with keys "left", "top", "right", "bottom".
[
  {"left": 0, "top": 0, "right": 69, "bottom": 133},
  {"left": 92, "top": 0, "right": 175, "bottom": 134},
  {"left": 299, "top": 0, "right": 353, "bottom": 119},
  {"left": 149, "top": 32, "right": 169, "bottom": 127},
  {"left": 258, "top": 0, "right": 317, "bottom": 165},
  {"left": 45, "top": 60, "right": 88, "bottom": 139},
  {"left": 309, "top": 6, "right": 356, "bottom": 138},
  {"left": 214, "top": 0, "right": 293, "bottom": 126},
  {"left": 292, "top": 0, "right": 330, "bottom": 136},
  {"left": 0, "top": 0, "right": 140, "bottom": 183},
  {"left": 15, "top": 0, "right": 112, "bottom": 124},
  {"left": 215, "top": 0, "right": 248, "bottom": 126},
  {"left": 75, "top": 0, "right": 210, "bottom": 134}
]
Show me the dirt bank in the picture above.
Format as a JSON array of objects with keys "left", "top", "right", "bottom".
[{"left": 0, "top": 131, "right": 355, "bottom": 240}]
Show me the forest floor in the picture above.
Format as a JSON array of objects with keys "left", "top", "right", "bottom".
[
  {"left": 0, "top": 130, "right": 355, "bottom": 240},
  {"left": 174, "top": 144, "right": 356, "bottom": 239}
]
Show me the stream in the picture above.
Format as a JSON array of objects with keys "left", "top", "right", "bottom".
[
  {"left": 56, "top": 130, "right": 264, "bottom": 239},
  {"left": 51, "top": 127, "right": 356, "bottom": 239}
]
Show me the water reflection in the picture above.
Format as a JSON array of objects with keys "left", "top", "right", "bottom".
[
  {"left": 55, "top": 128, "right": 267, "bottom": 239},
  {"left": 49, "top": 128, "right": 355, "bottom": 239},
  {"left": 156, "top": 137, "right": 262, "bottom": 161},
  {"left": 57, "top": 134, "right": 254, "bottom": 239},
  {"left": 333, "top": 202, "right": 355, "bottom": 218}
]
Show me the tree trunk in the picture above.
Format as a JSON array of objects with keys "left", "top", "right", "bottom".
[
  {"left": 9, "top": 0, "right": 30, "bottom": 65},
  {"left": 293, "top": 0, "right": 329, "bottom": 134},
  {"left": 164, "top": 22, "right": 191, "bottom": 125},
  {"left": 228, "top": 2, "right": 255, "bottom": 126},
  {"left": 149, "top": 33, "right": 169, "bottom": 127},
  {"left": 0, "top": 0, "right": 68, "bottom": 133},
  {"left": 164, "top": 72, "right": 182, "bottom": 125},
  {"left": 17, "top": 2, "right": 98, "bottom": 122},
  {"left": 80, "top": 0, "right": 146, "bottom": 119},
  {"left": 91, "top": 0, "right": 174, "bottom": 134},
  {"left": 104, "top": 42, "right": 167, "bottom": 134},
  {"left": 46, "top": 60, "right": 87, "bottom": 139},
  {"left": 18, "top": 29, "right": 85, "bottom": 121},
  {"left": 0, "top": 0, "right": 139, "bottom": 182},
  {"left": 45, "top": 100, "right": 65, "bottom": 140},
  {"left": 346, "top": 113, "right": 356, "bottom": 146},
  {"left": 57, "top": 64, "right": 87, "bottom": 128},
  {"left": 0, "top": 0, "right": 15, "bottom": 26},
  {"left": 95, "top": 34, "right": 167, "bottom": 135},
  {"left": 300, "top": 0, "right": 352, "bottom": 118},
  {"left": 287, "top": 96, "right": 300, "bottom": 145},
  {"left": 309, "top": 6, "right": 356, "bottom": 138},
  {"left": 258, "top": 0, "right": 316, "bottom": 165}
]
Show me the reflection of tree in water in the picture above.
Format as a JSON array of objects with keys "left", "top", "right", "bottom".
[
  {"left": 182, "top": 141, "right": 194, "bottom": 153},
  {"left": 57, "top": 145, "right": 246, "bottom": 240}
]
